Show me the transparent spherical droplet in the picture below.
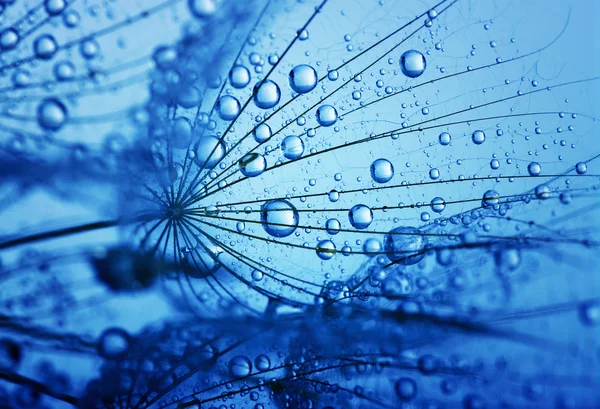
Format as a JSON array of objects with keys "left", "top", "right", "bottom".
[
  {"left": 316, "top": 240, "right": 336, "bottom": 260},
  {"left": 229, "top": 65, "right": 251, "bottom": 89},
  {"left": 0, "top": 28, "right": 19, "bottom": 50},
  {"left": 45, "top": 0, "right": 66, "bottom": 15},
  {"left": 430, "top": 197, "right": 446, "bottom": 213},
  {"left": 348, "top": 204, "right": 373, "bottom": 230},
  {"left": 400, "top": 50, "right": 426, "bottom": 78},
  {"left": 170, "top": 117, "right": 193, "bottom": 149},
  {"left": 188, "top": 0, "right": 219, "bottom": 18},
  {"left": 153, "top": 46, "right": 177, "bottom": 71},
  {"left": 253, "top": 123, "right": 271, "bottom": 143},
  {"left": 395, "top": 377, "right": 417, "bottom": 401},
  {"left": 472, "top": 130, "right": 486, "bottom": 145},
  {"left": 528, "top": 162, "right": 541, "bottom": 176},
  {"left": 370, "top": 158, "right": 394, "bottom": 183},
  {"left": 325, "top": 218, "right": 340, "bottom": 235},
  {"left": 253, "top": 80, "right": 281, "bottom": 109},
  {"left": 97, "top": 328, "right": 130, "bottom": 359},
  {"left": 363, "top": 238, "right": 382, "bottom": 256},
  {"left": 260, "top": 200, "right": 299, "bottom": 237},
  {"left": 53, "top": 61, "right": 75, "bottom": 81},
  {"left": 281, "top": 135, "right": 304, "bottom": 160},
  {"left": 37, "top": 98, "right": 68, "bottom": 131},
  {"left": 535, "top": 184, "right": 550, "bottom": 200},
  {"left": 288, "top": 64, "right": 318, "bottom": 94},
  {"left": 193, "top": 135, "right": 225, "bottom": 169},
  {"left": 239, "top": 152, "right": 266, "bottom": 177},
  {"left": 33, "top": 34, "right": 58, "bottom": 60},
  {"left": 316, "top": 104, "right": 338, "bottom": 127},
  {"left": 384, "top": 226, "right": 427, "bottom": 264},
  {"left": 80, "top": 38, "right": 100, "bottom": 60},
  {"left": 575, "top": 162, "right": 587, "bottom": 175},
  {"left": 438, "top": 131, "right": 451, "bottom": 145},
  {"left": 494, "top": 248, "right": 521, "bottom": 271},
  {"left": 254, "top": 354, "right": 271, "bottom": 371},
  {"left": 217, "top": 95, "right": 240, "bottom": 121},
  {"left": 482, "top": 189, "right": 500, "bottom": 207},
  {"left": 63, "top": 10, "right": 80, "bottom": 28},
  {"left": 228, "top": 355, "right": 252, "bottom": 378}
]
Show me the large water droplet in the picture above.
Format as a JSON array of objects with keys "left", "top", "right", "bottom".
[
  {"left": 239, "top": 152, "right": 266, "bottom": 177},
  {"left": 288, "top": 64, "right": 318, "bottom": 94},
  {"left": 253, "top": 123, "right": 271, "bottom": 143},
  {"left": 229, "top": 65, "right": 251, "bottom": 89},
  {"left": 188, "top": 0, "right": 219, "bottom": 18},
  {"left": 281, "top": 135, "right": 304, "bottom": 160},
  {"left": 193, "top": 135, "right": 225, "bottom": 169},
  {"left": 217, "top": 95, "right": 240, "bottom": 120},
  {"left": 260, "top": 200, "right": 299, "bottom": 237},
  {"left": 370, "top": 158, "right": 394, "bottom": 183},
  {"left": 316, "top": 104, "right": 338, "bottom": 127},
  {"left": 472, "top": 130, "right": 486, "bottom": 145},
  {"left": 384, "top": 226, "right": 427, "bottom": 264},
  {"left": 37, "top": 98, "right": 68, "bottom": 131},
  {"left": 400, "top": 50, "right": 426, "bottom": 78},
  {"left": 253, "top": 80, "right": 281, "bottom": 109},
  {"left": 316, "top": 240, "right": 336, "bottom": 260},
  {"left": 0, "top": 28, "right": 19, "bottom": 50},
  {"left": 97, "top": 328, "right": 130, "bottom": 359},
  {"left": 33, "top": 34, "right": 58, "bottom": 60},
  {"left": 348, "top": 204, "right": 373, "bottom": 229},
  {"left": 228, "top": 355, "right": 252, "bottom": 377}
]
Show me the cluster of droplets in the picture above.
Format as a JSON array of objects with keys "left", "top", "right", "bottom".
[{"left": 0, "top": 0, "right": 598, "bottom": 408}]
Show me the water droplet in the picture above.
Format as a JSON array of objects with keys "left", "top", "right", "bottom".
[
  {"left": 528, "top": 162, "right": 541, "bottom": 176},
  {"left": 575, "top": 162, "right": 587, "bottom": 175},
  {"left": 33, "top": 34, "right": 58, "bottom": 60},
  {"left": 97, "top": 328, "right": 130, "bottom": 359},
  {"left": 438, "top": 131, "right": 451, "bottom": 145},
  {"left": 384, "top": 226, "right": 427, "bottom": 264},
  {"left": 316, "top": 240, "right": 336, "bottom": 260},
  {"left": 370, "top": 158, "right": 394, "bottom": 183},
  {"left": 316, "top": 104, "right": 338, "bottom": 127},
  {"left": 288, "top": 64, "right": 318, "bottom": 94},
  {"left": 253, "top": 80, "right": 281, "bottom": 109},
  {"left": 217, "top": 95, "right": 241, "bottom": 120},
  {"left": 325, "top": 218, "right": 341, "bottom": 235},
  {"left": 188, "top": 0, "right": 219, "bottom": 18},
  {"left": 37, "top": 98, "right": 68, "bottom": 131},
  {"left": 254, "top": 354, "right": 271, "bottom": 371},
  {"left": 254, "top": 123, "right": 272, "bottom": 143},
  {"left": 281, "top": 135, "right": 304, "bottom": 160},
  {"left": 395, "top": 377, "right": 417, "bottom": 401},
  {"left": 45, "top": 0, "right": 66, "bottom": 15},
  {"left": 229, "top": 65, "right": 251, "bottom": 88},
  {"left": 228, "top": 355, "right": 252, "bottom": 378},
  {"left": 193, "top": 135, "right": 226, "bottom": 169},
  {"left": 260, "top": 200, "right": 299, "bottom": 238},
  {"left": 482, "top": 190, "right": 500, "bottom": 207},
  {"left": 430, "top": 197, "right": 446, "bottom": 213},
  {"left": 400, "top": 50, "right": 426, "bottom": 78},
  {"left": 0, "top": 28, "right": 19, "bottom": 50},
  {"left": 348, "top": 204, "right": 373, "bottom": 230},
  {"left": 472, "top": 130, "right": 486, "bottom": 145},
  {"left": 239, "top": 152, "right": 266, "bottom": 177}
]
